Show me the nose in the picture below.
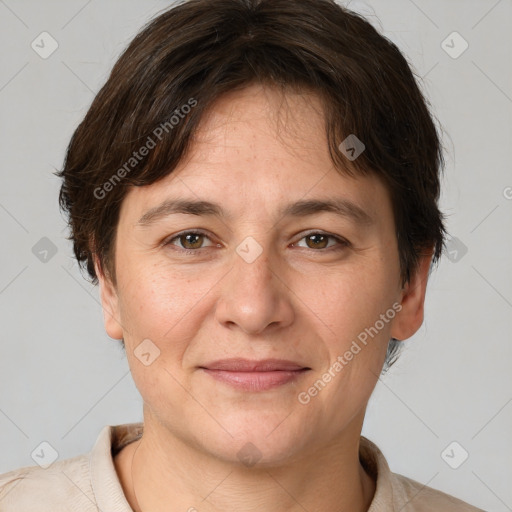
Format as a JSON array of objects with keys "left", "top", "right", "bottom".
[{"left": 214, "top": 241, "right": 295, "bottom": 336}]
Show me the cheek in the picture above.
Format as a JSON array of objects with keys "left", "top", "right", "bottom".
[
  {"left": 116, "top": 261, "right": 221, "bottom": 367},
  {"left": 118, "top": 260, "right": 189, "bottom": 333},
  {"left": 116, "top": 266, "right": 201, "bottom": 417},
  {"left": 317, "top": 258, "right": 399, "bottom": 340}
]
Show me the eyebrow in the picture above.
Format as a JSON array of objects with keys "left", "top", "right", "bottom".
[{"left": 136, "top": 197, "right": 374, "bottom": 227}]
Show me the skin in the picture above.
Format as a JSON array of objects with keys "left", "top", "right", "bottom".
[{"left": 95, "top": 84, "right": 432, "bottom": 512}]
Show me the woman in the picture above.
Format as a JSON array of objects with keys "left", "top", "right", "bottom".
[{"left": 0, "top": 0, "right": 484, "bottom": 510}]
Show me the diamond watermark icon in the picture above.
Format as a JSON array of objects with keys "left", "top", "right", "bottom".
[
  {"left": 31, "top": 441, "right": 59, "bottom": 469},
  {"left": 441, "top": 441, "right": 469, "bottom": 469},
  {"left": 237, "top": 442, "right": 262, "bottom": 467},
  {"left": 338, "top": 134, "right": 365, "bottom": 161},
  {"left": 134, "top": 338, "right": 161, "bottom": 366},
  {"left": 441, "top": 31, "right": 468, "bottom": 59},
  {"left": 445, "top": 236, "right": 468, "bottom": 263},
  {"left": 236, "top": 236, "right": 263, "bottom": 264},
  {"left": 31, "top": 31, "right": 59, "bottom": 59},
  {"left": 32, "top": 237, "right": 58, "bottom": 263}
]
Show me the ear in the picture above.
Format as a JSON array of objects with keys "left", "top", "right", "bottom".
[
  {"left": 94, "top": 255, "right": 124, "bottom": 340},
  {"left": 391, "top": 250, "right": 433, "bottom": 341}
]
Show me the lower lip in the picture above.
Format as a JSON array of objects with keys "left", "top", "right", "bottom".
[{"left": 201, "top": 369, "right": 309, "bottom": 391}]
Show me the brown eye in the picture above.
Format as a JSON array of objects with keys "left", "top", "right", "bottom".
[
  {"left": 179, "top": 233, "right": 205, "bottom": 250},
  {"left": 305, "top": 234, "right": 330, "bottom": 249},
  {"left": 165, "top": 231, "right": 215, "bottom": 252},
  {"left": 294, "top": 232, "right": 349, "bottom": 251}
]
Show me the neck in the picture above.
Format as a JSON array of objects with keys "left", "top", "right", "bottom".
[{"left": 115, "top": 420, "right": 376, "bottom": 512}]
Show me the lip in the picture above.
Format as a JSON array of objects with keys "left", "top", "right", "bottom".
[
  {"left": 201, "top": 358, "right": 308, "bottom": 372},
  {"left": 199, "top": 358, "right": 310, "bottom": 391}
]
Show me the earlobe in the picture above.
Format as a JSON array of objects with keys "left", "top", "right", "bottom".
[
  {"left": 94, "top": 255, "right": 124, "bottom": 340},
  {"left": 390, "top": 252, "right": 433, "bottom": 342}
]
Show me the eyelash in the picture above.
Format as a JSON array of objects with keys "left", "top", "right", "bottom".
[{"left": 163, "top": 230, "right": 350, "bottom": 255}]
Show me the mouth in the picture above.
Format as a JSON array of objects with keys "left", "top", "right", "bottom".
[{"left": 199, "top": 358, "right": 311, "bottom": 392}]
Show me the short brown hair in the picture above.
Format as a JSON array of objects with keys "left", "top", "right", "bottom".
[{"left": 56, "top": 0, "right": 446, "bottom": 369}]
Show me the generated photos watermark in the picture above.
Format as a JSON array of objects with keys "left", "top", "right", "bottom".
[
  {"left": 94, "top": 98, "right": 198, "bottom": 200},
  {"left": 297, "top": 302, "right": 402, "bottom": 405}
]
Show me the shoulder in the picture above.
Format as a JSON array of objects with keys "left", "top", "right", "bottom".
[
  {"left": 359, "top": 436, "right": 484, "bottom": 511},
  {"left": 0, "top": 423, "right": 140, "bottom": 512},
  {"left": 0, "top": 454, "right": 96, "bottom": 512},
  {"left": 389, "top": 471, "right": 485, "bottom": 511}
]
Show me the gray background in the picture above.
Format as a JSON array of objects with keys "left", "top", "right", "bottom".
[{"left": 1, "top": 0, "right": 511, "bottom": 510}]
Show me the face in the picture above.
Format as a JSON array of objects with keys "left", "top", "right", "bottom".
[{"left": 96, "top": 84, "right": 429, "bottom": 465}]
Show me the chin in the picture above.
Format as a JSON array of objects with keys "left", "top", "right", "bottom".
[{"left": 197, "top": 412, "right": 317, "bottom": 468}]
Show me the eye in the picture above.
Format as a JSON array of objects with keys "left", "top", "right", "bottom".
[
  {"left": 164, "top": 230, "right": 217, "bottom": 252},
  {"left": 163, "top": 230, "right": 350, "bottom": 255},
  {"left": 292, "top": 232, "right": 350, "bottom": 251}
]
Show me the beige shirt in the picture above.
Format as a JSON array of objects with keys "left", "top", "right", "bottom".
[{"left": 0, "top": 422, "right": 483, "bottom": 511}]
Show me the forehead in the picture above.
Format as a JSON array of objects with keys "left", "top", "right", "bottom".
[
  {"left": 188, "top": 84, "right": 329, "bottom": 168},
  {"left": 119, "top": 84, "right": 389, "bottom": 225}
]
